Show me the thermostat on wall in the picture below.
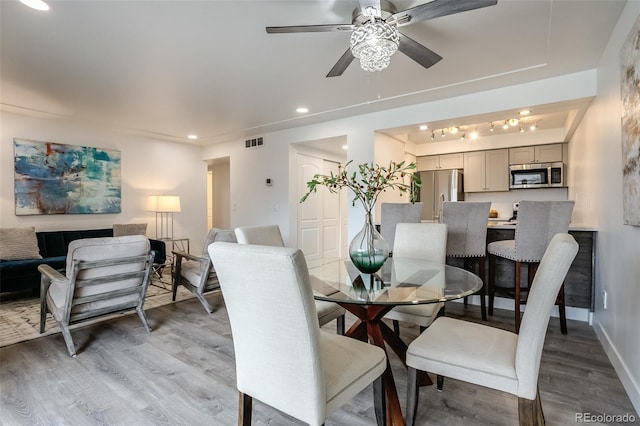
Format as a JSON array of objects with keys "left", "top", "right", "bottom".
[{"left": 266, "top": 178, "right": 272, "bottom": 186}]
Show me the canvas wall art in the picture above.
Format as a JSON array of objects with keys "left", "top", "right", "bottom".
[
  {"left": 620, "top": 15, "right": 640, "bottom": 226},
  {"left": 14, "top": 139, "right": 121, "bottom": 215}
]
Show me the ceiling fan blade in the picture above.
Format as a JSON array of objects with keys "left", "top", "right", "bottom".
[
  {"left": 392, "top": 0, "right": 498, "bottom": 27},
  {"left": 398, "top": 33, "right": 443, "bottom": 69},
  {"left": 326, "top": 48, "right": 355, "bottom": 78},
  {"left": 266, "top": 24, "right": 354, "bottom": 34}
]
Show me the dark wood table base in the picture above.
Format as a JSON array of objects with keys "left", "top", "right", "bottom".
[{"left": 338, "top": 302, "right": 433, "bottom": 426}]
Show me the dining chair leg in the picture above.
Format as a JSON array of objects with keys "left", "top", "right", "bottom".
[
  {"left": 373, "top": 375, "right": 386, "bottom": 426},
  {"left": 517, "top": 387, "right": 545, "bottom": 426},
  {"left": 238, "top": 392, "right": 252, "bottom": 426},
  {"left": 336, "top": 314, "right": 345, "bottom": 335},
  {"left": 558, "top": 283, "right": 568, "bottom": 335},
  {"left": 478, "top": 257, "right": 487, "bottom": 321},
  {"left": 405, "top": 367, "right": 419, "bottom": 426},
  {"left": 488, "top": 254, "right": 496, "bottom": 315},
  {"left": 515, "top": 261, "right": 522, "bottom": 334},
  {"left": 393, "top": 320, "right": 400, "bottom": 336}
]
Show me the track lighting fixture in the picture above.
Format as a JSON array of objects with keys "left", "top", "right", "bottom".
[
  {"left": 503, "top": 120, "right": 509, "bottom": 130},
  {"left": 489, "top": 122, "right": 494, "bottom": 132},
  {"left": 430, "top": 131, "right": 435, "bottom": 140}
]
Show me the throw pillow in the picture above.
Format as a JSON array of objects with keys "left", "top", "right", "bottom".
[
  {"left": 0, "top": 227, "right": 42, "bottom": 260},
  {"left": 113, "top": 223, "right": 148, "bottom": 237}
]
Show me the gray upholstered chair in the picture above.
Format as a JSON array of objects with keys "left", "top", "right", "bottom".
[
  {"left": 208, "top": 242, "right": 387, "bottom": 426},
  {"left": 405, "top": 233, "right": 579, "bottom": 426},
  {"left": 441, "top": 201, "right": 491, "bottom": 321},
  {"left": 487, "top": 200, "right": 575, "bottom": 333},
  {"left": 383, "top": 222, "right": 447, "bottom": 336},
  {"left": 38, "top": 235, "right": 155, "bottom": 357},
  {"left": 380, "top": 202, "right": 423, "bottom": 254},
  {"left": 234, "top": 224, "right": 346, "bottom": 335},
  {"left": 172, "top": 228, "right": 237, "bottom": 313}
]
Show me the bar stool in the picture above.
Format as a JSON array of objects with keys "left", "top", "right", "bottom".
[
  {"left": 441, "top": 201, "right": 491, "bottom": 321},
  {"left": 487, "top": 200, "right": 575, "bottom": 334},
  {"left": 380, "top": 202, "right": 423, "bottom": 255}
]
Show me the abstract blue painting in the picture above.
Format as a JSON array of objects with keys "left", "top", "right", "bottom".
[{"left": 14, "top": 139, "right": 121, "bottom": 215}]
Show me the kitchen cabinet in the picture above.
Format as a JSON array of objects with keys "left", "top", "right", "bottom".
[
  {"left": 417, "top": 153, "right": 463, "bottom": 171},
  {"left": 509, "top": 143, "right": 563, "bottom": 164},
  {"left": 463, "top": 149, "right": 509, "bottom": 192}
]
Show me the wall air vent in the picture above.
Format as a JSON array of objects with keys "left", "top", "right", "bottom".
[{"left": 245, "top": 137, "right": 264, "bottom": 149}]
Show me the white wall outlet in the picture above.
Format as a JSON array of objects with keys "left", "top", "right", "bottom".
[{"left": 602, "top": 290, "right": 607, "bottom": 310}]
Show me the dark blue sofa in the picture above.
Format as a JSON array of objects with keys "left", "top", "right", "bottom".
[{"left": 0, "top": 228, "right": 166, "bottom": 295}]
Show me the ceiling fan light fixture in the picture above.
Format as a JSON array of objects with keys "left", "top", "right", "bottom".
[{"left": 350, "top": 21, "right": 399, "bottom": 72}]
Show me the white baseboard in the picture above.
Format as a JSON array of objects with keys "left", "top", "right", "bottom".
[
  {"left": 592, "top": 317, "right": 640, "bottom": 416},
  {"left": 452, "top": 295, "right": 591, "bottom": 322}
]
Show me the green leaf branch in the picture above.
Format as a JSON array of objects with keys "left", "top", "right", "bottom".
[{"left": 300, "top": 160, "right": 421, "bottom": 214}]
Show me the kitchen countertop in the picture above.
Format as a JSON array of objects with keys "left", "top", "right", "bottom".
[{"left": 487, "top": 221, "right": 597, "bottom": 231}]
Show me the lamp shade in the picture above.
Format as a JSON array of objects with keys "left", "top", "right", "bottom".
[{"left": 148, "top": 195, "right": 181, "bottom": 212}]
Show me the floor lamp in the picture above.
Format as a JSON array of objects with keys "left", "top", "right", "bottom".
[{"left": 147, "top": 195, "right": 181, "bottom": 240}]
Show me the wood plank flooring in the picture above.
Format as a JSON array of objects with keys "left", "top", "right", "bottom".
[{"left": 1, "top": 294, "right": 637, "bottom": 425}]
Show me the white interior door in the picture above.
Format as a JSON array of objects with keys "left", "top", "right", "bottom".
[{"left": 297, "top": 155, "right": 343, "bottom": 260}]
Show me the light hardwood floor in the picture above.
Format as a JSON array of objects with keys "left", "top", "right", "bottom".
[{"left": 1, "top": 294, "right": 637, "bottom": 425}]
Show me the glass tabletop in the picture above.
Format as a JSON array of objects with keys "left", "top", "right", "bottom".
[{"left": 307, "top": 257, "right": 482, "bottom": 305}]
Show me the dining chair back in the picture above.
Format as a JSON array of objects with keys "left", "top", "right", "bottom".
[
  {"left": 487, "top": 200, "right": 575, "bottom": 333},
  {"left": 380, "top": 202, "right": 423, "bottom": 254},
  {"left": 441, "top": 201, "right": 491, "bottom": 320},
  {"left": 405, "top": 233, "right": 579, "bottom": 425},
  {"left": 234, "top": 224, "right": 346, "bottom": 334},
  {"left": 209, "top": 242, "right": 387, "bottom": 426},
  {"left": 384, "top": 222, "right": 447, "bottom": 335}
]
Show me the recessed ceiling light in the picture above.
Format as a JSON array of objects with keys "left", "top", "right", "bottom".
[
  {"left": 419, "top": 124, "right": 428, "bottom": 131},
  {"left": 187, "top": 134, "right": 198, "bottom": 140},
  {"left": 508, "top": 118, "right": 519, "bottom": 126},
  {"left": 342, "top": 144, "right": 348, "bottom": 150},
  {"left": 519, "top": 110, "right": 531, "bottom": 116},
  {"left": 296, "top": 107, "right": 309, "bottom": 113},
  {"left": 19, "top": 0, "right": 50, "bottom": 11},
  {"left": 448, "top": 126, "right": 458, "bottom": 134}
]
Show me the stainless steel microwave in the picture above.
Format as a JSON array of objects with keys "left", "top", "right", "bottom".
[{"left": 509, "top": 162, "right": 565, "bottom": 189}]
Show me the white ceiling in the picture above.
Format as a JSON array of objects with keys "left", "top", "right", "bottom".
[{"left": 0, "top": 0, "right": 626, "bottom": 146}]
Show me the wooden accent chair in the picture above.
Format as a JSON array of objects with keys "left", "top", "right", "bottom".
[
  {"left": 172, "top": 228, "right": 236, "bottom": 313},
  {"left": 441, "top": 201, "right": 491, "bottom": 321},
  {"left": 234, "top": 224, "right": 346, "bottom": 335},
  {"left": 209, "top": 242, "right": 387, "bottom": 426},
  {"left": 487, "top": 200, "right": 575, "bottom": 333},
  {"left": 39, "top": 235, "right": 155, "bottom": 357},
  {"left": 405, "top": 233, "right": 579, "bottom": 426},
  {"left": 383, "top": 222, "right": 447, "bottom": 336}
]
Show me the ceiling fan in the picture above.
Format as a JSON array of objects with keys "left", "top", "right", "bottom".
[{"left": 266, "top": 0, "right": 498, "bottom": 77}]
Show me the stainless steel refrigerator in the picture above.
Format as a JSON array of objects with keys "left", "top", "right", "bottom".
[{"left": 417, "top": 169, "right": 464, "bottom": 221}]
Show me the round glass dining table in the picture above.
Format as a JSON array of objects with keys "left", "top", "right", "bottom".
[{"left": 307, "top": 256, "right": 482, "bottom": 426}]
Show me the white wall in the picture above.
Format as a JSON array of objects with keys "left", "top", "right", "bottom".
[
  {"left": 569, "top": 4, "right": 640, "bottom": 413},
  {"left": 0, "top": 111, "right": 209, "bottom": 252}
]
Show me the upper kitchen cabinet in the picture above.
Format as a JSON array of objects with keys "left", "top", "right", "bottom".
[
  {"left": 464, "top": 149, "right": 509, "bottom": 192},
  {"left": 417, "top": 153, "right": 464, "bottom": 171},
  {"left": 509, "top": 143, "right": 563, "bottom": 164}
]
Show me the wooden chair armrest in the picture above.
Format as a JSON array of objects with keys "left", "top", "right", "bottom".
[
  {"left": 38, "top": 264, "right": 66, "bottom": 281},
  {"left": 172, "top": 250, "right": 205, "bottom": 263}
]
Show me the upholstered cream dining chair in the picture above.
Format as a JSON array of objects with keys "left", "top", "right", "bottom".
[
  {"left": 405, "top": 233, "right": 579, "bottom": 426},
  {"left": 172, "top": 228, "right": 237, "bottom": 313},
  {"left": 441, "top": 201, "right": 491, "bottom": 321},
  {"left": 209, "top": 242, "right": 387, "bottom": 426},
  {"left": 234, "top": 224, "right": 346, "bottom": 334},
  {"left": 39, "top": 235, "right": 155, "bottom": 357},
  {"left": 383, "top": 222, "right": 447, "bottom": 336},
  {"left": 487, "top": 200, "right": 575, "bottom": 333}
]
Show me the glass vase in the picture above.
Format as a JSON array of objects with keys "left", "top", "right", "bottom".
[{"left": 349, "top": 212, "right": 389, "bottom": 274}]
